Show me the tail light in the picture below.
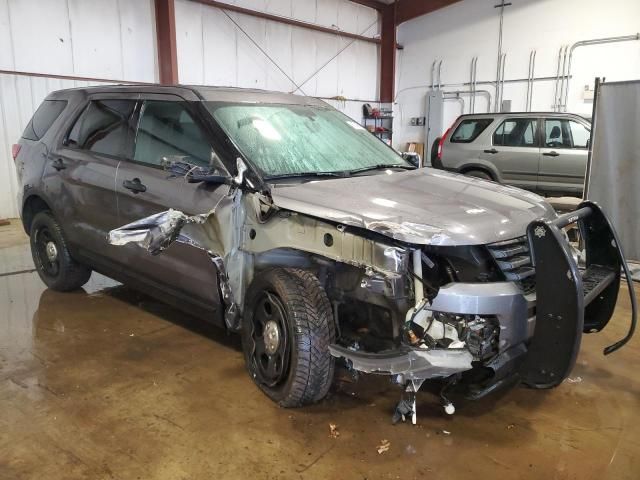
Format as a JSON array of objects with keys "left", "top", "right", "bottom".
[
  {"left": 11, "top": 144, "right": 21, "bottom": 161},
  {"left": 436, "top": 127, "right": 452, "bottom": 161}
]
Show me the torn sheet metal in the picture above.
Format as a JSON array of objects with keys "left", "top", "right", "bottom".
[
  {"left": 328, "top": 344, "right": 473, "bottom": 381},
  {"left": 108, "top": 209, "right": 209, "bottom": 255},
  {"left": 269, "top": 169, "right": 556, "bottom": 246}
]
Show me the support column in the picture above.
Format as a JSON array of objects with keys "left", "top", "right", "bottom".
[{"left": 154, "top": 0, "right": 179, "bottom": 85}]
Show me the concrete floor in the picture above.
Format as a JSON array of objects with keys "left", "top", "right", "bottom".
[{"left": 1, "top": 220, "right": 639, "bottom": 480}]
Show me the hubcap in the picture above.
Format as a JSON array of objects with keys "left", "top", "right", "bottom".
[
  {"left": 263, "top": 320, "right": 280, "bottom": 355},
  {"left": 45, "top": 241, "right": 58, "bottom": 262},
  {"left": 250, "top": 292, "right": 290, "bottom": 387},
  {"left": 34, "top": 226, "right": 60, "bottom": 278}
]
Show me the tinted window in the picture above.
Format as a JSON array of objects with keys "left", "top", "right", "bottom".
[
  {"left": 493, "top": 118, "right": 538, "bottom": 147},
  {"left": 21, "top": 99, "right": 67, "bottom": 140},
  {"left": 67, "top": 99, "right": 136, "bottom": 157},
  {"left": 134, "top": 101, "right": 211, "bottom": 168},
  {"left": 450, "top": 118, "right": 493, "bottom": 143}
]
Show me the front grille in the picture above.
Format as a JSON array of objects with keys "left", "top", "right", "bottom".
[{"left": 487, "top": 236, "right": 536, "bottom": 294}]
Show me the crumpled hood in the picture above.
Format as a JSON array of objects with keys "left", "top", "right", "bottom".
[{"left": 269, "top": 169, "right": 557, "bottom": 246}]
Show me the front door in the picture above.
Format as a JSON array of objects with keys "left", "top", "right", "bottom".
[
  {"left": 482, "top": 117, "right": 540, "bottom": 192},
  {"left": 115, "top": 96, "right": 229, "bottom": 316},
  {"left": 538, "top": 118, "right": 590, "bottom": 196}
]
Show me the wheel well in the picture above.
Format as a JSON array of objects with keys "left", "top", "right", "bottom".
[
  {"left": 22, "top": 196, "right": 51, "bottom": 235},
  {"left": 460, "top": 166, "right": 495, "bottom": 180}
]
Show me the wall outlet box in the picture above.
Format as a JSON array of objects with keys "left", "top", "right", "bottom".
[{"left": 410, "top": 117, "right": 426, "bottom": 126}]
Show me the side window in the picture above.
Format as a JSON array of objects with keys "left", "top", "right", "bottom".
[
  {"left": 450, "top": 118, "right": 493, "bottom": 143},
  {"left": 133, "top": 101, "right": 213, "bottom": 168},
  {"left": 22, "top": 99, "right": 68, "bottom": 141},
  {"left": 493, "top": 118, "right": 538, "bottom": 147},
  {"left": 67, "top": 99, "right": 136, "bottom": 157},
  {"left": 544, "top": 118, "right": 586, "bottom": 148},
  {"left": 569, "top": 120, "right": 590, "bottom": 148}
]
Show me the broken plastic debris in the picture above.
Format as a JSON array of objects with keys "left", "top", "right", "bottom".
[
  {"left": 329, "top": 423, "right": 340, "bottom": 439},
  {"left": 566, "top": 376, "right": 583, "bottom": 384},
  {"left": 441, "top": 430, "right": 451, "bottom": 436},
  {"left": 377, "top": 439, "right": 390, "bottom": 454}
]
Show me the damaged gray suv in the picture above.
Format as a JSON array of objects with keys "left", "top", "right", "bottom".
[{"left": 15, "top": 86, "right": 636, "bottom": 422}]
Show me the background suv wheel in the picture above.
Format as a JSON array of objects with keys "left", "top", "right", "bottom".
[
  {"left": 242, "top": 268, "right": 335, "bottom": 407},
  {"left": 29, "top": 211, "right": 92, "bottom": 291}
]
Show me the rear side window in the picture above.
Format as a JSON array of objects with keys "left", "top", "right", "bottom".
[
  {"left": 493, "top": 118, "right": 538, "bottom": 147},
  {"left": 21, "top": 100, "right": 67, "bottom": 141},
  {"left": 66, "top": 99, "right": 136, "bottom": 157},
  {"left": 450, "top": 118, "right": 493, "bottom": 143}
]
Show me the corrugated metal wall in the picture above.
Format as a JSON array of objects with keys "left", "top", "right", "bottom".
[{"left": 0, "top": 0, "right": 380, "bottom": 219}]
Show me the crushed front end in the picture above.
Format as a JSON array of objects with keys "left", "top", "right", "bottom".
[{"left": 329, "top": 201, "right": 636, "bottom": 423}]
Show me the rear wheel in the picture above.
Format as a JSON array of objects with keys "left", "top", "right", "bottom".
[
  {"left": 464, "top": 169, "right": 493, "bottom": 181},
  {"left": 30, "top": 211, "right": 92, "bottom": 291},
  {"left": 242, "top": 268, "right": 335, "bottom": 407}
]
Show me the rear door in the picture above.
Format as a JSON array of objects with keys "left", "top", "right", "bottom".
[
  {"left": 482, "top": 117, "right": 541, "bottom": 192},
  {"left": 115, "top": 95, "right": 229, "bottom": 315},
  {"left": 47, "top": 95, "right": 136, "bottom": 262},
  {"left": 538, "top": 117, "right": 590, "bottom": 195}
]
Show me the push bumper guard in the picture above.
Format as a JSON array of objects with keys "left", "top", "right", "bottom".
[
  {"left": 521, "top": 200, "right": 637, "bottom": 388},
  {"left": 329, "top": 201, "right": 636, "bottom": 390}
]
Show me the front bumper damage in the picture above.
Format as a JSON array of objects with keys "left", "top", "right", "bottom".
[{"left": 329, "top": 201, "right": 637, "bottom": 418}]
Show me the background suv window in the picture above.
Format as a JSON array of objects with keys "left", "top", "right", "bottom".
[
  {"left": 493, "top": 118, "right": 538, "bottom": 147},
  {"left": 569, "top": 120, "right": 589, "bottom": 148},
  {"left": 450, "top": 118, "right": 493, "bottom": 143},
  {"left": 67, "top": 100, "right": 136, "bottom": 157},
  {"left": 21, "top": 99, "right": 67, "bottom": 141},
  {"left": 134, "top": 101, "right": 211, "bottom": 168}
]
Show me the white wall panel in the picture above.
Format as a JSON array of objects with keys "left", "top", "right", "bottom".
[
  {"left": 203, "top": 6, "right": 238, "bottom": 86},
  {"left": 176, "top": 0, "right": 205, "bottom": 84},
  {"left": 5, "top": 0, "right": 74, "bottom": 74},
  {"left": 0, "top": 0, "right": 156, "bottom": 82},
  {"left": 175, "top": 0, "right": 380, "bottom": 101}
]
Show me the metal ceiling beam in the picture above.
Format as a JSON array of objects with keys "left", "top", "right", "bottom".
[
  {"left": 154, "top": 0, "right": 179, "bottom": 84},
  {"left": 347, "top": 0, "right": 386, "bottom": 11},
  {"left": 395, "top": 0, "right": 462, "bottom": 25},
  {"left": 190, "top": 0, "right": 380, "bottom": 44}
]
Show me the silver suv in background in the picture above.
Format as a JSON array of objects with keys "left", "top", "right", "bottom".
[{"left": 432, "top": 113, "right": 591, "bottom": 197}]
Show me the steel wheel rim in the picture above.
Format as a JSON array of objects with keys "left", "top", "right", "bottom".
[
  {"left": 249, "top": 291, "right": 290, "bottom": 388},
  {"left": 34, "top": 226, "right": 60, "bottom": 278}
]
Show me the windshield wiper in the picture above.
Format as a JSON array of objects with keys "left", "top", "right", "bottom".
[
  {"left": 265, "top": 171, "right": 351, "bottom": 181},
  {"left": 347, "top": 164, "right": 417, "bottom": 175}
]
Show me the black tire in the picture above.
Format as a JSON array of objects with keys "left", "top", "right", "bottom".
[
  {"left": 464, "top": 169, "right": 493, "bottom": 181},
  {"left": 242, "top": 268, "right": 335, "bottom": 407},
  {"left": 29, "top": 211, "right": 92, "bottom": 291}
]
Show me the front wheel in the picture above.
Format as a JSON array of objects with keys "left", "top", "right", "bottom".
[{"left": 242, "top": 268, "right": 335, "bottom": 407}]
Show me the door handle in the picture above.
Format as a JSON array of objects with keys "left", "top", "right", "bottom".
[
  {"left": 543, "top": 151, "right": 560, "bottom": 157},
  {"left": 123, "top": 178, "right": 147, "bottom": 194},
  {"left": 52, "top": 158, "right": 66, "bottom": 171},
  {"left": 484, "top": 148, "right": 499, "bottom": 154}
]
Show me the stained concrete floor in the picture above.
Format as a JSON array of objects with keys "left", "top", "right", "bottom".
[{"left": 1, "top": 220, "right": 639, "bottom": 480}]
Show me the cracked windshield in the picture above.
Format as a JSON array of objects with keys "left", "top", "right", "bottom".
[{"left": 207, "top": 102, "right": 411, "bottom": 177}]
